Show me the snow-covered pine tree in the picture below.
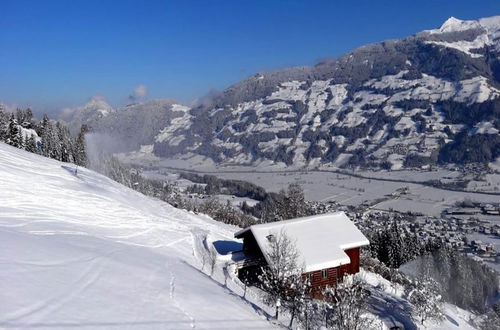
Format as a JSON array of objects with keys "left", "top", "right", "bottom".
[
  {"left": 15, "top": 108, "right": 25, "bottom": 125},
  {"left": 25, "top": 134, "right": 37, "bottom": 153},
  {"left": 7, "top": 114, "right": 21, "bottom": 148},
  {"left": 24, "top": 108, "right": 33, "bottom": 126},
  {"left": 284, "top": 183, "right": 308, "bottom": 219},
  {"left": 56, "top": 122, "right": 73, "bottom": 163},
  {"left": 388, "top": 220, "right": 405, "bottom": 268},
  {"left": 405, "top": 232, "right": 421, "bottom": 262},
  {"left": 405, "top": 276, "right": 444, "bottom": 325},
  {"left": 39, "top": 120, "right": 53, "bottom": 158},
  {"left": 74, "top": 124, "right": 88, "bottom": 166},
  {"left": 0, "top": 106, "right": 9, "bottom": 142},
  {"left": 40, "top": 114, "right": 50, "bottom": 131}
]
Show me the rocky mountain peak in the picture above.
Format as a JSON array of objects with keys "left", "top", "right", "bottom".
[{"left": 438, "top": 17, "right": 482, "bottom": 34}]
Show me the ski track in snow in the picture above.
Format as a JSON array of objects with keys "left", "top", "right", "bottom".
[
  {"left": 169, "top": 269, "right": 196, "bottom": 328},
  {"left": 0, "top": 142, "right": 274, "bottom": 329}
]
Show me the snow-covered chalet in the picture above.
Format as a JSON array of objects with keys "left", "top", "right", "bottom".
[{"left": 234, "top": 212, "right": 369, "bottom": 294}]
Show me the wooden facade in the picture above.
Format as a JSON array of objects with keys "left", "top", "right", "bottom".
[
  {"left": 302, "top": 247, "right": 360, "bottom": 297},
  {"left": 236, "top": 228, "right": 362, "bottom": 295}
]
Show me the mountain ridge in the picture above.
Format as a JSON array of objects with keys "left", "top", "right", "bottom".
[{"left": 70, "top": 16, "right": 500, "bottom": 170}]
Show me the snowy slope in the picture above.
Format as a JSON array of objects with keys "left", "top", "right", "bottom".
[{"left": 0, "top": 143, "right": 273, "bottom": 329}]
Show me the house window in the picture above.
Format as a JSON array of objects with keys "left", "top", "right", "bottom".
[
  {"left": 306, "top": 273, "right": 313, "bottom": 282},
  {"left": 322, "top": 269, "right": 328, "bottom": 278}
]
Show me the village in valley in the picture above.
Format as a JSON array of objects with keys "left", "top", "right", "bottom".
[
  {"left": 351, "top": 204, "right": 500, "bottom": 269},
  {"left": 339, "top": 186, "right": 500, "bottom": 268}
]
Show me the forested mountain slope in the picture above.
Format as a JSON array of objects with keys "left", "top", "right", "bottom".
[{"left": 151, "top": 16, "right": 500, "bottom": 170}]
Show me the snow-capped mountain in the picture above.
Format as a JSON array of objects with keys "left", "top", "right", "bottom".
[
  {"left": 70, "top": 98, "right": 187, "bottom": 151},
  {"left": 151, "top": 16, "right": 500, "bottom": 170},
  {"left": 69, "top": 95, "right": 115, "bottom": 130}
]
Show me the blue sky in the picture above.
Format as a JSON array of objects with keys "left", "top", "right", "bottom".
[{"left": 1, "top": 0, "right": 499, "bottom": 115}]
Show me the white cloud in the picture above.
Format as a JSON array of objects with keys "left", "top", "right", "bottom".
[
  {"left": 0, "top": 101, "right": 18, "bottom": 113},
  {"left": 129, "top": 85, "right": 148, "bottom": 101},
  {"left": 90, "top": 94, "right": 107, "bottom": 103},
  {"left": 60, "top": 107, "right": 77, "bottom": 120}
]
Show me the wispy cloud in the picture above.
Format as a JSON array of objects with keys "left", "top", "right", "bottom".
[
  {"left": 128, "top": 85, "right": 148, "bottom": 102},
  {"left": 60, "top": 107, "right": 77, "bottom": 120},
  {"left": 89, "top": 94, "right": 107, "bottom": 103},
  {"left": 190, "top": 88, "right": 221, "bottom": 108},
  {"left": 0, "top": 101, "right": 19, "bottom": 113}
]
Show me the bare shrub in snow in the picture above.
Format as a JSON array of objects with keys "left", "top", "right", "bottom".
[
  {"left": 258, "top": 229, "right": 308, "bottom": 321},
  {"left": 322, "top": 277, "right": 372, "bottom": 330}
]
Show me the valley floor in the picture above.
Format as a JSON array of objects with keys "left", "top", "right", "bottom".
[{"left": 125, "top": 151, "right": 500, "bottom": 217}]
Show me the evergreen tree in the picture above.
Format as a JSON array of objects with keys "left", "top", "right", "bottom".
[
  {"left": 15, "top": 108, "right": 25, "bottom": 125},
  {"left": 56, "top": 122, "right": 74, "bottom": 162},
  {"left": 0, "top": 109, "right": 85, "bottom": 166},
  {"left": 7, "top": 114, "right": 21, "bottom": 147},
  {"left": 39, "top": 118, "right": 53, "bottom": 158},
  {"left": 25, "top": 135, "right": 37, "bottom": 153},
  {"left": 41, "top": 114, "right": 50, "bottom": 131},
  {"left": 0, "top": 108, "right": 8, "bottom": 142},
  {"left": 416, "top": 247, "right": 498, "bottom": 313},
  {"left": 24, "top": 108, "right": 33, "bottom": 125},
  {"left": 17, "top": 129, "right": 26, "bottom": 149},
  {"left": 284, "top": 183, "right": 308, "bottom": 219},
  {"left": 405, "top": 276, "right": 444, "bottom": 325},
  {"left": 74, "top": 124, "right": 88, "bottom": 166}
]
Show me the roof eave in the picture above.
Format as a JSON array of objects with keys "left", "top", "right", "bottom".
[
  {"left": 234, "top": 227, "right": 251, "bottom": 238},
  {"left": 304, "top": 256, "right": 352, "bottom": 273},
  {"left": 340, "top": 239, "right": 370, "bottom": 250}
]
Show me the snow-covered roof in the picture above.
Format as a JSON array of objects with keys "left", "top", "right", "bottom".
[{"left": 235, "top": 212, "right": 369, "bottom": 273}]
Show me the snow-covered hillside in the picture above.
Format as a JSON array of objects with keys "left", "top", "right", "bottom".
[{"left": 0, "top": 143, "right": 273, "bottom": 329}]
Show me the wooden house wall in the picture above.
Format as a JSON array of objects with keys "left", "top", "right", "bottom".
[{"left": 302, "top": 247, "right": 361, "bottom": 296}]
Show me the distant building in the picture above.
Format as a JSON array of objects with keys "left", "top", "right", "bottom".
[{"left": 234, "top": 212, "right": 369, "bottom": 296}]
